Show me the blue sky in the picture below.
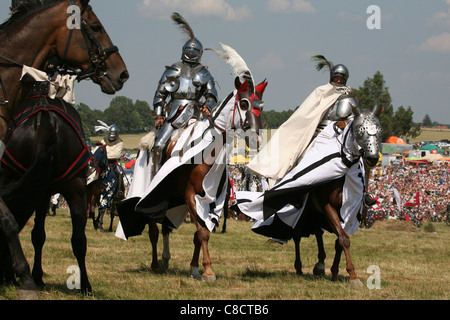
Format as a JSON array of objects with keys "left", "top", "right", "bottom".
[{"left": 2, "top": 0, "right": 450, "bottom": 123}]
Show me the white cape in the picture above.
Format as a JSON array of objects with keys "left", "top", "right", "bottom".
[
  {"left": 234, "top": 122, "right": 364, "bottom": 241},
  {"left": 116, "top": 120, "right": 228, "bottom": 240},
  {"left": 247, "top": 83, "right": 342, "bottom": 180}
]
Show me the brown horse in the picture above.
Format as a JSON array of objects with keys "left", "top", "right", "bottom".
[
  {"left": 118, "top": 76, "right": 267, "bottom": 281},
  {"left": 0, "top": 0, "right": 128, "bottom": 299},
  {"left": 292, "top": 104, "right": 383, "bottom": 286}
]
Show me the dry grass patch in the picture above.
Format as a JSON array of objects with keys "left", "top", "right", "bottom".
[{"left": 1, "top": 209, "right": 449, "bottom": 300}]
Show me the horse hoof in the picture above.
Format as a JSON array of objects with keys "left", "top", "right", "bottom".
[
  {"left": 313, "top": 263, "right": 325, "bottom": 277},
  {"left": 158, "top": 258, "right": 169, "bottom": 271},
  {"left": 190, "top": 267, "right": 202, "bottom": 280},
  {"left": 202, "top": 275, "right": 216, "bottom": 282},
  {"left": 18, "top": 289, "right": 40, "bottom": 300},
  {"left": 202, "top": 274, "right": 217, "bottom": 282},
  {"left": 349, "top": 278, "right": 364, "bottom": 288}
]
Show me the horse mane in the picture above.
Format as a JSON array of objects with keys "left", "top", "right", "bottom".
[{"left": 0, "top": 1, "right": 64, "bottom": 34}]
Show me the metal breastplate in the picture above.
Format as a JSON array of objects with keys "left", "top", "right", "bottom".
[{"left": 165, "top": 63, "right": 206, "bottom": 120}]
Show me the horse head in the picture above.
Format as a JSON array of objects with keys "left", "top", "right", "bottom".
[
  {"left": 233, "top": 77, "right": 267, "bottom": 148},
  {"left": 206, "top": 42, "right": 266, "bottom": 148},
  {"left": 351, "top": 100, "right": 383, "bottom": 168},
  {"left": 53, "top": 0, "right": 129, "bottom": 93}
]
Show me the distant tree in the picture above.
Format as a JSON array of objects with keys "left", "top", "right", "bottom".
[
  {"left": 76, "top": 102, "right": 105, "bottom": 139},
  {"left": 393, "top": 106, "right": 421, "bottom": 139},
  {"left": 422, "top": 114, "right": 432, "bottom": 127}
]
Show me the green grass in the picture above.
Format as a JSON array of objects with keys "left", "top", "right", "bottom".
[{"left": 1, "top": 211, "right": 449, "bottom": 300}]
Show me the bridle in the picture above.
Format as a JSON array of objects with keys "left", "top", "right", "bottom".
[
  {"left": 62, "top": 1, "right": 119, "bottom": 82},
  {"left": 0, "top": 0, "right": 119, "bottom": 112}
]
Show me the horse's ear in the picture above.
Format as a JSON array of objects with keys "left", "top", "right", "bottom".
[
  {"left": 79, "top": 0, "right": 90, "bottom": 10},
  {"left": 371, "top": 105, "right": 384, "bottom": 117},
  {"left": 350, "top": 103, "right": 361, "bottom": 117},
  {"left": 234, "top": 77, "right": 242, "bottom": 90}
]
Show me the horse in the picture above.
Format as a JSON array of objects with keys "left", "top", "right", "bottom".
[
  {"left": 118, "top": 75, "right": 267, "bottom": 281},
  {"left": 292, "top": 104, "right": 383, "bottom": 286},
  {"left": 0, "top": 0, "right": 128, "bottom": 299}
]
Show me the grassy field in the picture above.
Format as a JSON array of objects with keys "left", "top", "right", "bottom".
[{"left": 1, "top": 210, "right": 449, "bottom": 301}]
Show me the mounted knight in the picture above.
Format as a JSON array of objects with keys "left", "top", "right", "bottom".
[{"left": 150, "top": 13, "right": 218, "bottom": 178}]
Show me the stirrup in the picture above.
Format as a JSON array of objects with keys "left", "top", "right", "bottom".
[{"left": 363, "top": 192, "right": 377, "bottom": 207}]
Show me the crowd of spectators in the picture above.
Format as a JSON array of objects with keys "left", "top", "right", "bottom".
[
  {"left": 367, "top": 161, "right": 450, "bottom": 224},
  {"left": 227, "top": 161, "right": 450, "bottom": 225}
]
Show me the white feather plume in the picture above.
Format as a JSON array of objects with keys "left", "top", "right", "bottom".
[
  {"left": 206, "top": 42, "right": 254, "bottom": 89},
  {"left": 95, "top": 120, "right": 111, "bottom": 133}
]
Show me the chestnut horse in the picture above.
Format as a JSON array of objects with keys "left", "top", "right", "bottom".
[
  {"left": 118, "top": 76, "right": 267, "bottom": 281},
  {"left": 292, "top": 104, "right": 383, "bottom": 286},
  {"left": 0, "top": 0, "right": 128, "bottom": 299}
]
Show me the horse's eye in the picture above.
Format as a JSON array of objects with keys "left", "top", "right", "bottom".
[
  {"left": 240, "top": 99, "right": 250, "bottom": 111},
  {"left": 91, "top": 24, "right": 103, "bottom": 32}
]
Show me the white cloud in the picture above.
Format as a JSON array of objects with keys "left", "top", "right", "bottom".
[
  {"left": 428, "top": 0, "right": 450, "bottom": 26},
  {"left": 266, "top": 0, "right": 316, "bottom": 14},
  {"left": 255, "top": 52, "right": 284, "bottom": 73},
  {"left": 420, "top": 32, "right": 450, "bottom": 53},
  {"left": 138, "top": 0, "right": 252, "bottom": 21}
]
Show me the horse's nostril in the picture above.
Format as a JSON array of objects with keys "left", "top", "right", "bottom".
[{"left": 120, "top": 70, "right": 129, "bottom": 83}]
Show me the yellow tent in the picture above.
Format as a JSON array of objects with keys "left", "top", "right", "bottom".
[{"left": 229, "top": 154, "right": 249, "bottom": 164}]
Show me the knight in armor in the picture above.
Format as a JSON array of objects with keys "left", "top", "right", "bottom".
[
  {"left": 312, "top": 56, "right": 376, "bottom": 207},
  {"left": 151, "top": 13, "right": 218, "bottom": 177},
  {"left": 93, "top": 122, "right": 125, "bottom": 231}
]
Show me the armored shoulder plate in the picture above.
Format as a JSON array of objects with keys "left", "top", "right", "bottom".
[{"left": 193, "top": 67, "right": 211, "bottom": 86}]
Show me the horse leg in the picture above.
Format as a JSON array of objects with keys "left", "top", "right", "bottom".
[
  {"left": 31, "top": 198, "right": 50, "bottom": 288},
  {"left": 64, "top": 184, "right": 92, "bottom": 294},
  {"left": 190, "top": 229, "right": 202, "bottom": 280},
  {"left": 187, "top": 195, "right": 215, "bottom": 282},
  {"left": 221, "top": 184, "right": 230, "bottom": 233},
  {"left": 323, "top": 203, "right": 363, "bottom": 287},
  {"left": 148, "top": 219, "right": 161, "bottom": 273},
  {"left": 108, "top": 203, "right": 116, "bottom": 232},
  {"left": 312, "top": 232, "right": 326, "bottom": 277},
  {"left": 0, "top": 199, "right": 39, "bottom": 299},
  {"left": 95, "top": 208, "right": 106, "bottom": 232},
  {"left": 331, "top": 238, "right": 343, "bottom": 281},
  {"left": 160, "top": 224, "right": 171, "bottom": 270},
  {"left": 293, "top": 234, "right": 303, "bottom": 276}
]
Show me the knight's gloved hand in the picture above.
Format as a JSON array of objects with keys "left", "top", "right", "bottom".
[
  {"left": 200, "top": 104, "right": 211, "bottom": 116},
  {"left": 153, "top": 115, "right": 165, "bottom": 129}
]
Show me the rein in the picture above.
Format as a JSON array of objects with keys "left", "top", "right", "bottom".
[{"left": 63, "top": 1, "right": 119, "bottom": 81}]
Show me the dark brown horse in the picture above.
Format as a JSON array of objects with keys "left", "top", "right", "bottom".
[
  {"left": 0, "top": 0, "right": 128, "bottom": 299},
  {"left": 292, "top": 104, "right": 383, "bottom": 286},
  {"left": 118, "top": 77, "right": 267, "bottom": 281}
]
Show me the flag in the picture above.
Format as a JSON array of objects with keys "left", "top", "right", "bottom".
[
  {"left": 405, "top": 192, "right": 420, "bottom": 207},
  {"left": 392, "top": 186, "right": 401, "bottom": 211}
]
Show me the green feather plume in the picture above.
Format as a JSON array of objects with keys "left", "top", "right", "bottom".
[{"left": 312, "top": 55, "right": 333, "bottom": 72}]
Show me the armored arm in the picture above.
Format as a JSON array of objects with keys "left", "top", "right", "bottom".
[
  {"left": 194, "top": 68, "right": 218, "bottom": 111},
  {"left": 153, "top": 65, "right": 182, "bottom": 117}
]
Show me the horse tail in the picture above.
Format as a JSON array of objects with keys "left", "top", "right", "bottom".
[{"left": 1, "top": 112, "right": 57, "bottom": 217}]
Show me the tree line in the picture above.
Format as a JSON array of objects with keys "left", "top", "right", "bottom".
[{"left": 77, "top": 71, "right": 441, "bottom": 142}]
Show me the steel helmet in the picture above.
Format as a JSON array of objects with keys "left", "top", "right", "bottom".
[
  {"left": 181, "top": 38, "right": 203, "bottom": 64},
  {"left": 108, "top": 124, "right": 119, "bottom": 140},
  {"left": 330, "top": 64, "right": 349, "bottom": 84}
]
